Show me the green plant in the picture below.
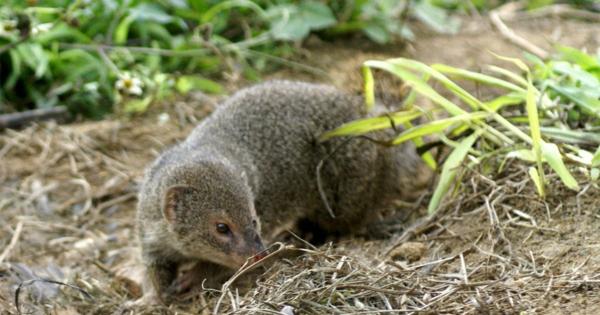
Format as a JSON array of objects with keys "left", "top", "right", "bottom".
[
  {"left": 1, "top": 0, "right": 466, "bottom": 118},
  {"left": 320, "top": 47, "right": 600, "bottom": 213}
]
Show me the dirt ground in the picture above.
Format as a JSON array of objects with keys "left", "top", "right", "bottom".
[{"left": 1, "top": 15, "right": 600, "bottom": 314}]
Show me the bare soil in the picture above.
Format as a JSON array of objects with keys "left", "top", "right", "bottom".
[{"left": 1, "top": 16, "right": 599, "bottom": 315}]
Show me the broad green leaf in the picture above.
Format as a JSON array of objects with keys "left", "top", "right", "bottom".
[
  {"left": 176, "top": 76, "right": 224, "bottom": 94},
  {"left": 552, "top": 61, "right": 600, "bottom": 92},
  {"left": 557, "top": 45, "right": 600, "bottom": 70},
  {"left": 16, "top": 43, "right": 48, "bottom": 79},
  {"left": 203, "top": 0, "right": 267, "bottom": 24},
  {"left": 124, "top": 96, "right": 153, "bottom": 113},
  {"left": 269, "top": 1, "right": 335, "bottom": 41},
  {"left": 591, "top": 168, "right": 599, "bottom": 181},
  {"left": 548, "top": 83, "right": 600, "bottom": 118},
  {"left": 428, "top": 130, "right": 481, "bottom": 214},
  {"left": 392, "top": 112, "right": 488, "bottom": 145},
  {"left": 540, "top": 127, "right": 600, "bottom": 145},
  {"left": 115, "top": 15, "right": 134, "bottom": 45},
  {"left": 362, "top": 23, "right": 389, "bottom": 44},
  {"left": 507, "top": 149, "right": 536, "bottom": 162},
  {"left": 541, "top": 142, "right": 580, "bottom": 190},
  {"left": 129, "top": 3, "right": 175, "bottom": 24},
  {"left": 528, "top": 167, "right": 544, "bottom": 197},
  {"left": 319, "top": 109, "right": 423, "bottom": 141},
  {"left": 413, "top": 1, "right": 461, "bottom": 34}
]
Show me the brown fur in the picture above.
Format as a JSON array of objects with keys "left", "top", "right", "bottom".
[{"left": 136, "top": 80, "right": 427, "bottom": 302}]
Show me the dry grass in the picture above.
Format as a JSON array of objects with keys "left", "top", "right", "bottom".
[{"left": 1, "top": 100, "right": 600, "bottom": 315}]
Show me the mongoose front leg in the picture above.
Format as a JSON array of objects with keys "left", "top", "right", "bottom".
[
  {"left": 167, "top": 260, "right": 234, "bottom": 295},
  {"left": 145, "top": 258, "right": 178, "bottom": 303}
]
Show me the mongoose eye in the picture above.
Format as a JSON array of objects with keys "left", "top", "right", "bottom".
[{"left": 216, "top": 223, "right": 231, "bottom": 235}]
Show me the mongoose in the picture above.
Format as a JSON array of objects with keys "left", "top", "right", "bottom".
[{"left": 136, "top": 80, "right": 426, "bottom": 302}]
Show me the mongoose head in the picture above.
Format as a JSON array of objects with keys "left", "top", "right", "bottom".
[{"left": 161, "top": 161, "right": 265, "bottom": 269}]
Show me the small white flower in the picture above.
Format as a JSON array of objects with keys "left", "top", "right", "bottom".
[
  {"left": 0, "top": 19, "right": 18, "bottom": 37},
  {"left": 157, "top": 113, "right": 170, "bottom": 125},
  {"left": 116, "top": 72, "right": 143, "bottom": 96},
  {"left": 31, "top": 23, "right": 53, "bottom": 35},
  {"left": 84, "top": 82, "right": 99, "bottom": 92}
]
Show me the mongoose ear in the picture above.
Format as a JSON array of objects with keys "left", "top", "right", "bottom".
[{"left": 163, "top": 185, "right": 196, "bottom": 225}]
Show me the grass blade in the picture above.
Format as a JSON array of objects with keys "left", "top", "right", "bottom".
[
  {"left": 541, "top": 142, "right": 580, "bottom": 190},
  {"left": 526, "top": 79, "right": 545, "bottom": 197},
  {"left": 528, "top": 167, "right": 544, "bottom": 196},
  {"left": 392, "top": 112, "right": 489, "bottom": 146},
  {"left": 319, "top": 110, "right": 423, "bottom": 141},
  {"left": 362, "top": 65, "right": 375, "bottom": 111},
  {"left": 433, "top": 64, "right": 526, "bottom": 93},
  {"left": 428, "top": 130, "right": 481, "bottom": 214},
  {"left": 593, "top": 146, "right": 600, "bottom": 167}
]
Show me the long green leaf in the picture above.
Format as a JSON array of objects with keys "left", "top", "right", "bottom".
[
  {"left": 392, "top": 112, "right": 488, "bottom": 145},
  {"left": 428, "top": 131, "right": 481, "bottom": 214},
  {"left": 364, "top": 60, "right": 466, "bottom": 116},
  {"left": 382, "top": 58, "right": 530, "bottom": 145},
  {"left": 526, "top": 79, "right": 545, "bottom": 197},
  {"left": 362, "top": 65, "right": 375, "bottom": 111},
  {"left": 528, "top": 167, "right": 544, "bottom": 196},
  {"left": 593, "top": 146, "right": 600, "bottom": 167},
  {"left": 541, "top": 142, "right": 580, "bottom": 190},
  {"left": 433, "top": 64, "right": 526, "bottom": 93},
  {"left": 319, "top": 110, "right": 423, "bottom": 141}
]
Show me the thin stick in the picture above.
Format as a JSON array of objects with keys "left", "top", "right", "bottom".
[
  {"left": 0, "top": 221, "right": 23, "bottom": 264},
  {"left": 489, "top": 11, "right": 549, "bottom": 60}
]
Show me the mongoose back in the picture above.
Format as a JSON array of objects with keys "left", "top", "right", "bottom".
[{"left": 136, "top": 80, "right": 425, "bottom": 301}]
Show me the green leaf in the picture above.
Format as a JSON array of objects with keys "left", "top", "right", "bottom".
[
  {"left": 541, "top": 142, "right": 580, "bottom": 191},
  {"left": 526, "top": 78, "right": 545, "bottom": 196},
  {"left": 528, "top": 167, "right": 544, "bottom": 196},
  {"left": 5, "top": 49, "right": 22, "bottom": 90},
  {"left": 433, "top": 64, "right": 526, "bottom": 93},
  {"left": 319, "top": 109, "right": 423, "bottom": 141},
  {"left": 129, "top": 3, "right": 174, "bottom": 24},
  {"left": 548, "top": 82, "right": 600, "bottom": 118},
  {"left": 428, "top": 130, "right": 481, "bottom": 214},
  {"left": 269, "top": 1, "right": 336, "bottom": 41},
  {"left": 592, "top": 146, "right": 600, "bottom": 167},
  {"left": 392, "top": 112, "right": 488, "bottom": 145},
  {"left": 16, "top": 43, "right": 49, "bottom": 79},
  {"left": 124, "top": 96, "right": 153, "bottom": 113},
  {"left": 202, "top": 0, "right": 267, "bottom": 24},
  {"left": 175, "top": 76, "right": 224, "bottom": 94},
  {"left": 557, "top": 45, "right": 600, "bottom": 71},
  {"left": 507, "top": 149, "right": 536, "bottom": 162},
  {"left": 362, "top": 65, "right": 375, "bottom": 111},
  {"left": 114, "top": 15, "right": 134, "bottom": 45},
  {"left": 362, "top": 23, "right": 389, "bottom": 44},
  {"left": 413, "top": 1, "right": 461, "bottom": 34}
]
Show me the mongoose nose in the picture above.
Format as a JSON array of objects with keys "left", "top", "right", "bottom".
[
  {"left": 252, "top": 235, "right": 267, "bottom": 262},
  {"left": 252, "top": 251, "right": 267, "bottom": 263}
]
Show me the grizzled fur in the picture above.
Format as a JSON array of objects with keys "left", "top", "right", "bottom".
[{"left": 136, "top": 80, "right": 424, "bottom": 302}]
